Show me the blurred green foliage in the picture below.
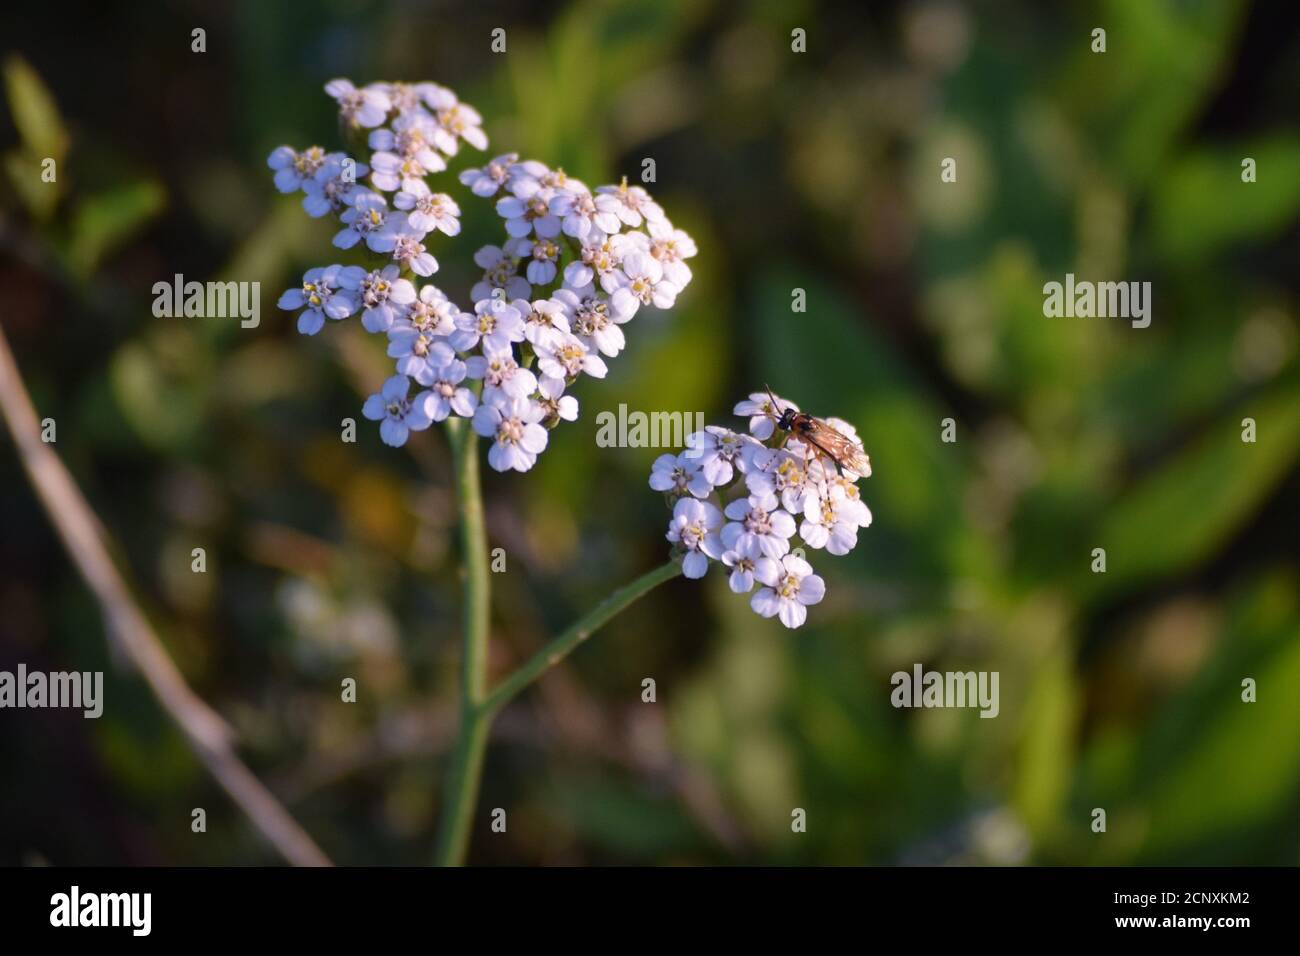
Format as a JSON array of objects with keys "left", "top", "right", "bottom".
[{"left": 1, "top": 0, "right": 1297, "bottom": 866}]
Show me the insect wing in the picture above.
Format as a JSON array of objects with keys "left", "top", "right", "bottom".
[{"left": 804, "top": 417, "right": 871, "bottom": 476}]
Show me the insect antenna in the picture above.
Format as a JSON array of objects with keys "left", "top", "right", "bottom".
[{"left": 763, "top": 384, "right": 784, "bottom": 420}]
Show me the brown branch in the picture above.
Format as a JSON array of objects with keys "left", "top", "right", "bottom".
[{"left": 0, "top": 322, "right": 332, "bottom": 867}]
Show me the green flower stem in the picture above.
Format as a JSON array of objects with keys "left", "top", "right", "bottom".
[
  {"left": 431, "top": 416, "right": 681, "bottom": 865},
  {"left": 433, "top": 416, "right": 492, "bottom": 866}
]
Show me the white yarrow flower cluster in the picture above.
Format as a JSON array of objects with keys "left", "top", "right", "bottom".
[
  {"left": 650, "top": 392, "right": 872, "bottom": 628},
  {"left": 269, "top": 79, "right": 696, "bottom": 468}
]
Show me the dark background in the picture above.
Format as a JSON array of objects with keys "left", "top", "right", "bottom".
[{"left": 1, "top": 0, "right": 1299, "bottom": 865}]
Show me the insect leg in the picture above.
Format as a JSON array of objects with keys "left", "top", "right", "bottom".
[{"left": 801, "top": 433, "right": 842, "bottom": 485}]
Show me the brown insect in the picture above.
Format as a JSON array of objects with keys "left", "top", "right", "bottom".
[{"left": 765, "top": 387, "right": 871, "bottom": 477}]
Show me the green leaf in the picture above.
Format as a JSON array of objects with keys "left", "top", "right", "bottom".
[
  {"left": 1151, "top": 137, "right": 1300, "bottom": 263},
  {"left": 2, "top": 55, "right": 69, "bottom": 161},
  {"left": 108, "top": 334, "right": 206, "bottom": 452},
  {"left": 1062, "top": 0, "right": 1248, "bottom": 187},
  {"left": 67, "top": 180, "right": 166, "bottom": 276},
  {"left": 1137, "top": 575, "right": 1300, "bottom": 860},
  {"left": 1012, "top": 646, "right": 1081, "bottom": 838},
  {"left": 1090, "top": 382, "right": 1300, "bottom": 597}
]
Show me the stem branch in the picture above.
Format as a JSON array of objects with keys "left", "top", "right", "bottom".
[
  {"left": 430, "top": 421, "right": 682, "bottom": 865},
  {"left": 481, "top": 560, "right": 682, "bottom": 716},
  {"left": 0, "top": 323, "right": 330, "bottom": 867}
]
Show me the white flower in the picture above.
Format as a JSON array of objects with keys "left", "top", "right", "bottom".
[
  {"left": 362, "top": 374, "right": 432, "bottom": 447},
  {"left": 563, "top": 236, "right": 622, "bottom": 291},
  {"left": 681, "top": 426, "right": 756, "bottom": 484},
  {"left": 650, "top": 394, "right": 864, "bottom": 627},
  {"left": 394, "top": 181, "right": 460, "bottom": 235},
  {"left": 369, "top": 81, "right": 435, "bottom": 116},
  {"left": 436, "top": 102, "right": 489, "bottom": 153},
  {"left": 721, "top": 544, "right": 779, "bottom": 595},
  {"left": 417, "top": 83, "right": 458, "bottom": 113},
  {"left": 745, "top": 447, "right": 813, "bottom": 514},
  {"left": 334, "top": 190, "right": 399, "bottom": 252},
  {"left": 609, "top": 228, "right": 651, "bottom": 260},
  {"left": 472, "top": 395, "right": 548, "bottom": 473},
  {"left": 734, "top": 391, "right": 796, "bottom": 440},
  {"left": 536, "top": 375, "right": 578, "bottom": 425},
  {"left": 826, "top": 473, "right": 870, "bottom": 504},
  {"left": 396, "top": 285, "right": 458, "bottom": 336},
  {"left": 268, "top": 78, "right": 702, "bottom": 483},
  {"left": 550, "top": 186, "right": 619, "bottom": 239},
  {"left": 596, "top": 180, "right": 665, "bottom": 229},
  {"left": 338, "top": 264, "right": 417, "bottom": 333},
  {"left": 610, "top": 251, "right": 678, "bottom": 319},
  {"left": 517, "top": 236, "right": 561, "bottom": 285},
  {"left": 387, "top": 325, "right": 455, "bottom": 381},
  {"left": 647, "top": 221, "right": 697, "bottom": 288},
  {"left": 665, "top": 498, "right": 724, "bottom": 579},
  {"left": 648, "top": 452, "right": 711, "bottom": 498},
  {"left": 534, "top": 332, "right": 608, "bottom": 381},
  {"left": 505, "top": 159, "right": 553, "bottom": 198},
  {"left": 467, "top": 348, "right": 538, "bottom": 403},
  {"left": 517, "top": 297, "right": 571, "bottom": 351},
  {"left": 369, "top": 149, "right": 445, "bottom": 193},
  {"left": 553, "top": 288, "right": 626, "bottom": 358},
  {"left": 417, "top": 360, "right": 477, "bottom": 421},
  {"left": 368, "top": 117, "right": 446, "bottom": 190},
  {"left": 495, "top": 193, "right": 562, "bottom": 239},
  {"left": 721, "top": 494, "right": 797, "bottom": 560},
  {"left": 459, "top": 153, "right": 519, "bottom": 197},
  {"left": 325, "top": 78, "right": 391, "bottom": 128},
  {"left": 470, "top": 245, "right": 531, "bottom": 303},
  {"left": 303, "top": 154, "right": 369, "bottom": 217},
  {"left": 801, "top": 490, "right": 871, "bottom": 555},
  {"left": 750, "top": 554, "right": 825, "bottom": 629},
  {"left": 268, "top": 145, "right": 328, "bottom": 193},
  {"left": 538, "top": 168, "right": 581, "bottom": 193},
  {"left": 388, "top": 227, "right": 439, "bottom": 277},
  {"left": 277, "top": 265, "right": 358, "bottom": 335},
  {"left": 452, "top": 298, "right": 524, "bottom": 353}
]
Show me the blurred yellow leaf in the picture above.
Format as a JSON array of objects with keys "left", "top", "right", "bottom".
[{"left": 3, "top": 54, "right": 68, "bottom": 161}]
